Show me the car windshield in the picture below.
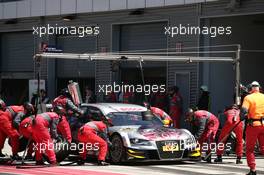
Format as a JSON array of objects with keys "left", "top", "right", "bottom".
[{"left": 106, "top": 112, "right": 164, "bottom": 128}]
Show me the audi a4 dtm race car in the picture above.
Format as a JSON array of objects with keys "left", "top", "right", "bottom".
[{"left": 69, "top": 103, "right": 200, "bottom": 163}]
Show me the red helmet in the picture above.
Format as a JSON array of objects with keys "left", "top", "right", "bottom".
[{"left": 0, "top": 99, "right": 6, "bottom": 111}]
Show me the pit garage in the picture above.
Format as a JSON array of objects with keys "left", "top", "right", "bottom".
[
  {"left": 0, "top": 32, "right": 34, "bottom": 104},
  {"left": 112, "top": 22, "right": 168, "bottom": 86},
  {"left": 56, "top": 35, "right": 97, "bottom": 94},
  {"left": 200, "top": 13, "right": 264, "bottom": 113}
]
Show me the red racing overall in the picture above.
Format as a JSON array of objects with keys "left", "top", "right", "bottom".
[
  {"left": 77, "top": 121, "right": 108, "bottom": 161},
  {"left": 169, "top": 93, "right": 182, "bottom": 128},
  {"left": 19, "top": 116, "right": 34, "bottom": 157},
  {"left": 105, "top": 92, "right": 117, "bottom": 103},
  {"left": 57, "top": 115, "right": 72, "bottom": 143},
  {"left": 216, "top": 108, "right": 243, "bottom": 157},
  {"left": 31, "top": 112, "right": 61, "bottom": 164},
  {"left": 7, "top": 105, "right": 26, "bottom": 129},
  {"left": 192, "top": 110, "right": 219, "bottom": 152},
  {"left": 0, "top": 110, "right": 20, "bottom": 156},
  {"left": 153, "top": 92, "right": 167, "bottom": 111},
  {"left": 53, "top": 95, "right": 83, "bottom": 116},
  {"left": 123, "top": 92, "right": 134, "bottom": 104},
  {"left": 7, "top": 105, "right": 24, "bottom": 115},
  {"left": 20, "top": 113, "right": 72, "bottom": 158}
]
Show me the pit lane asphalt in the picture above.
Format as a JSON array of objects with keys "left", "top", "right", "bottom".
[
  {"left": 1, "top": 141, "right": 264, "bottom": 175},
  {"left": 1, "top": 156, "right": 264, "bottom": 175}
]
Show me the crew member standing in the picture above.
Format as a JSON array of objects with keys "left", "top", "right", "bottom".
[
  {"left": 197, "top": 85, "right": 210, "bottom": 111},
  {"left": 214, "top": 104, "right": 243, "bottom": 164},
  {"left": 169, "top": 86, "right": 183, "bottom": 128},
  {"left": 0, "top": 99, "right": 20, "bottom": 159},
  {"left": 104, "top": 91, "right": 117, "bottom": 103},
  {"left": 77, "top": 121, "right": 110, "bottom": 166},
  {"left": 186, "top": 108, "right": 219, "bottom": 163},
  {"left": 152, "top": 91, "right": 168, "bottom": 112},
  {"left": 240, "top": 81, "right": 264, "bottom": 175},
  {"left": 123, "top": 91, "right": 134, "bottom": 104}
]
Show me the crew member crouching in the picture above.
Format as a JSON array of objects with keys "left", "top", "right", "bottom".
[
  {"left": 186, "top": 108, "right": 219, "bottom": 163},
  {"left": 77, "top": 120, "right": 110, "bottom": 166},
  {"left": 31, "top": 111, "right": 63, "bottom": 165}
]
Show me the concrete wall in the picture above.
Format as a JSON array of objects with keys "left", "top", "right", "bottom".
[
  {"left": 0, "top": 0, "right": 264, "bottom": 110},
  {"left": 0, "top": 0, "right": 219, "bottom": 19}
]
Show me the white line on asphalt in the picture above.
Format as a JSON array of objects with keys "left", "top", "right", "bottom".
[
  {"left": 64, "top": 165, "right": 172, "bottom": 175},
  {"left": 150, "top": 165, "right": 241, "bottom": 175}
]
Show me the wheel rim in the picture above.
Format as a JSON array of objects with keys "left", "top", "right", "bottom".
[{"left": 110, "top": 136, "right": 123, "bottom": 162}]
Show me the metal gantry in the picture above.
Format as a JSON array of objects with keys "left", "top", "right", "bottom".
[{"left": 34, "top": 44, "right": 241, "bottom": 105}]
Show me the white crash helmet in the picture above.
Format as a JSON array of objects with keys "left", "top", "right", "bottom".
[
  {"left": 251, "top": 81, "right": 260, "bottom": 87},
  {"left": 200, "top": 85, "right": 208, "bottom": 92}
]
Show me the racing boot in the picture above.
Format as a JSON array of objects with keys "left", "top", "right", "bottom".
[
  {"left": 205, "top": 155, "right": 212, "bottom": 163},
  {"left": 97, "top": 160, "right": 110, "bottom": 166},
  {"left": 12, "top": 154, "right": 22, "bottom": 160},
  {"left": 236, "top": 156, "right": 243, "bottom": 164},
  {"left": 50, "top": 160, "right": 58, "bottom": 166},
  {"left": 246, "top": 170, "right": 257, "bottom": 175},
  {"left": 77, "top": 159, "right": 85, "bottom": 165},
  {"left": 36, "top": 160, "right": 45, "bottom": 165},
  {"left": 0, "top": 151, "right": 5, "bottom": 157},
  {"left": 25, "top": 154, "right": 34, "bottom": 160},
  {"left": 214, "top": 155, "right": 223, "bottom": 163}
]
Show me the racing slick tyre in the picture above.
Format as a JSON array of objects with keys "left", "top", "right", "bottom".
[
  {"left": 54, "top": 137, "right": 71, "bottom": 162},
  {"left": 110, "top": 135, "right": 126, "bottom": 164},
  {"left": 18, "top": 137, "right": 29, "bottom": 152},
  {"left": 8, "top": 136, "right": 29, "bottom": 152}
]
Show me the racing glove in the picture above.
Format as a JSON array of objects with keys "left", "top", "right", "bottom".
[
  {"left": 240, "top": 107, "right": 248, "bottom": 121},
  {"left": 55, "top": 136, "right": 63, "bottom": 143}
]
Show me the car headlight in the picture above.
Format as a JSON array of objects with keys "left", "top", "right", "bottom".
[
  {"left": 184, "top": 137, "right": 197, "bottom": 149},
  {"left": 186, "top": 138, "right": 194, "bottom": 145},
  {"left": 130, "top": 138, "right": 152, "bottom": 146}
]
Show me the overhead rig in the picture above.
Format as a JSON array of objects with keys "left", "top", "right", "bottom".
[{"left": 34, "top": 44, "right": 241, "bottom": 105}]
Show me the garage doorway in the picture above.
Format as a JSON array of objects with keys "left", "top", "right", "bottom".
[
  {"left": 1, "top": 79, "right": 28, "bottom": 105},
  {"left": 175, "top": 72, "right": 190, "bottom": 129}
]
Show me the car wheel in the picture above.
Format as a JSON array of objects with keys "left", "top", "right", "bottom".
[{"left": 110, "top": 135, "right": 126, "bottom": 163}]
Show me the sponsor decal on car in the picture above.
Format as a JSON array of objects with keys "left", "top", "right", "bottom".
[{"left": 118, "top": 107, "right": 145, "bottom": 111}]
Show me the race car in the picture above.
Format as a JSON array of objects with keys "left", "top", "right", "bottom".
[{"left": 76, "top": 103, "right": 200, "bottom": 163}]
